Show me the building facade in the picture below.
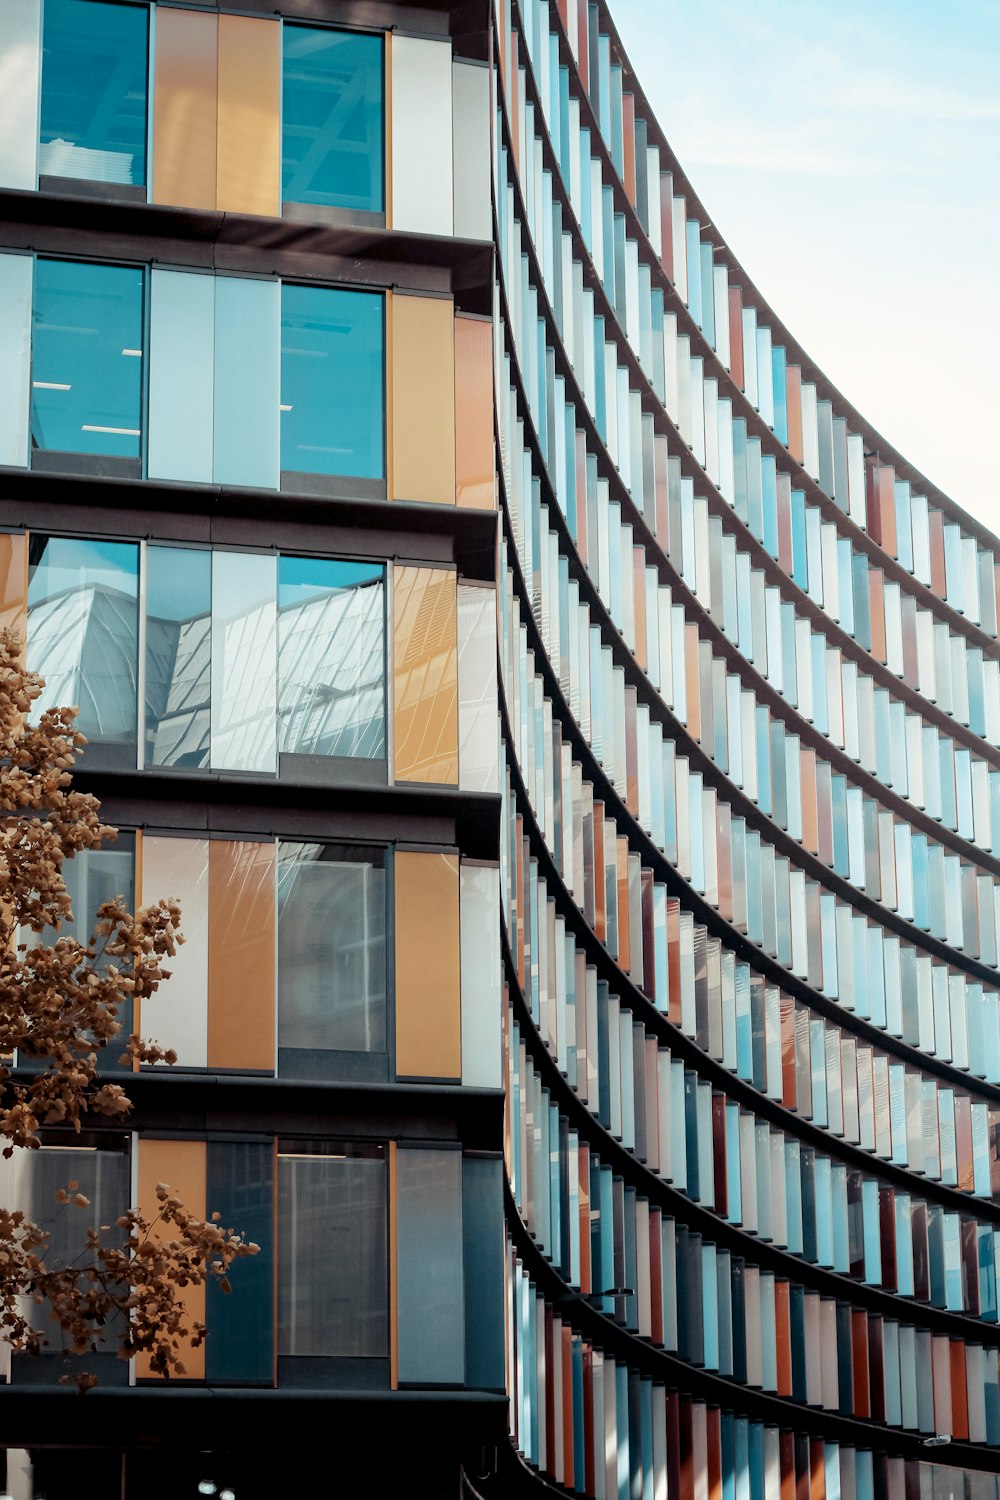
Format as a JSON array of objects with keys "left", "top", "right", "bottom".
[{"left": 0, "top": 1, "right": 999, "bottom": 1498}]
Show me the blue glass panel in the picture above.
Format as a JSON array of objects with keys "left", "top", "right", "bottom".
[
  {"left": 206, "top": 1142, "right": 274, "bottom": 1384},
  {"left": 40, "top": 0, "right": 147, "bottom": 186},
  {"left": 145, "top": 545, "right": 211, "bottom": 770},
  {"left": 280, "top": 285, "right": 384, "bottom": 478},
  {"left": 31, "top": 259, "right": 143, "bottom": 458},
  {"left": 282, "top": 27, "right": 383, "bottom": 212}
]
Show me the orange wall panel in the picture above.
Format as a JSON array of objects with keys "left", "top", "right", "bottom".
[
  {"left": 217, "top": 16, "right": 281, "bottom": 217},
  {"left": 392, "top": 564, "right": 458, "bottom": 784},
  {"left": 207, "top": 840, "right": 275, "bottom": 1072},
  {"left": 454, "top": 315, "right": 495, "bottom": 510},
  {"left": 394, "top": 850, "right": 461, "bottom": 1079},
  {"left": 153, "top": 8, "right": 219, "bottom": 211},
  {"left": 0, "top": 533, "right": 27, "bottom": 640},
  {"left": 136, "top": 1138, "right": 206, "bottom": 1379},
  {"left": 390, "top": 294, "right": 456, "bottom": 504}
]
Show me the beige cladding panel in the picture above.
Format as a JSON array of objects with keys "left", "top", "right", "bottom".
[
  {"left": 394, "top": 850, "right": 460, "bottom": 1081},
  {"left": 390, "top": 294, "right": 456, "bottom": 505}
]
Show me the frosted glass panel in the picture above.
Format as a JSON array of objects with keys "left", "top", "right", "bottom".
[{"left": 210, "top": 550, "right": 277, "bottom": 773}]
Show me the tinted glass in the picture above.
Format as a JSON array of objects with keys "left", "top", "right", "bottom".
[
  {"left": 26, "top": 534, "right": 139, "bottom": 754},
  {"left": 282, "top": 26, "right": 384, "bottom": 212},
  {"left": 31, "top": 259, "right": 144, "bottom": 459},
  {"left": 40, "top": 0, "right": 148, "bottom": 187},
  {"left": 277, "top": 1145, "right": 387, "bottom": 1357},
  {"left": 280, "top": 285, "right": 384, "bottom": 479},
  {"left": 277, "top": 842, "right": 387, "bottom": 1059},
  {"left": 145, "top": 546, "right": 211, "bottom": 770},
  {"left": 277, "top": 555, "right": 385, "bottom": 757}
]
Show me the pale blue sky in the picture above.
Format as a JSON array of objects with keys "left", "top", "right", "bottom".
[{"left": 611, "top": 0, "right": 1000, "bottom": 538}]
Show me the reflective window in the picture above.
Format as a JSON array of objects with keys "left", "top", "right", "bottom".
[
  {"left": 278, "top": 555, "right": 385, "bottom": 759},
  {"left": 280, "top": 285, "right": 384, "bottom": 480},
  {"left": 27, "top": 534, "right": 139, "bottom": 763},
  {"left": 11, "top": 1144, "right": 129, "bottom": 1383},
  {"left": 31, "top": 259, "right": 144, "bottom": 460},
  {"left": 277, "top": 842, "right": 386, "bottom": 1075},
  {"left": 145, "top": 546, "right": 211, "bottom": 770},
  {"left": 40, "top": 0, "right": 148, "bottom": 189},
  {"left": 277, "top": 1141, "right": 387, "bottom": 1362},
  {"left": 282, "top": 26, "right": 384, "bottom": 214}
]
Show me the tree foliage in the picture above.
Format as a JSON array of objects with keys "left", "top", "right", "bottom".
[{"left": 0, "top": 628, "right": 257, "bottom": 1385}]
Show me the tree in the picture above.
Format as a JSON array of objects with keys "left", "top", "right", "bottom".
[{"left": 0, "top": 627, "right": 257, "bottom": 1387}]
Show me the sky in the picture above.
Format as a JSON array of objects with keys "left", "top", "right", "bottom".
[{"left": 610, "top": 0, "right": 1000, "bottom": 541}]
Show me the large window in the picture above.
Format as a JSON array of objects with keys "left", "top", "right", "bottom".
[
  {"left": 27, "top": 534, "right": 139, "bottom": 767},
  {"left": 277, "top": 842, "right": 386, "bottom": 1080},
  {"left": 11, "top": 1142, "right": 130, "bottom": 1385},
  {"left": 282, "top": 26, "right": 384, "bottom": 216},
  {"left": 144, "top": 547, "right": 386, "bottom": 774},
  {"left": 277, "top": 1141, "right": 388, "bottom": 1380},
  {"left": 280, "top": 285, "right": 384, "bottom": 484},
  {"left": 39, "top": 0, "right": 148, "bottom": 192},
  {"left": 30, "top": 259, "right": 144, "bottom": 467}
]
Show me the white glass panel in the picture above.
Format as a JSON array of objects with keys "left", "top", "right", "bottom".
[{"left": 210, "top": 550, "right": 277, "bottom": 773}]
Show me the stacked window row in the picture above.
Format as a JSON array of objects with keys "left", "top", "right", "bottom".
[
  {"left": 500, "top": 741, "right": 1000, "bottom": 1198},
  {"left": 499, "top": 559, "right": 1000, "bottom": 1099},
  {"left": 504, "top": 0, "right": 1000, "bottom": 632},
  {"left": 0, "top": 254, "right": 492, "bottom": 510},
  {"left": 492, "top": 39, "right": 999, "bottom": 752},
  {"left": 508, "top": 1248, "right": 1000, "bottom": 1493},
  {"left": 2, "top": 530, "right": 499, "bottom": 793},
  {"left": 493, "top": 145, "right": 1000, "bottom": 850},
  {"left": 1, "top": 1136, "right": 504, "bottom": 1391},
  {"left": 0, "top": 0, "right": 490, "bottom": 242},
  {"left": 495, "top": 351, "right": 1000, "bottom": 965},
  {"left": 507, "top": 998, "right": 1000, "bottom": 1328}
]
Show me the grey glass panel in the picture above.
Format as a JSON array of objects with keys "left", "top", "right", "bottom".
[
  {"left": 15, "top": 1146, "right": 128, "bottom": 1347},
  {"left": 31, "top": 259, "right": 143, "bottom": 458},
  {"left": 277, "top": 842, "right": 386, "bottom": 1059},
  {"left": 27, "top": 534, "right": 138, "bottom": 757},
  {"left": 277, "top": 556, "right": 385, "bottom": 759},
  {"left": 277, "top": 1145, "right": 387, "bottom": 1358},
  {"left": 40, "top": 0, "right": 147, "bottom": 186},
  {"left": 396, "top": 1146, "right": 464, "bottom": 1385},
  {"left": 280, "top": 285, "right": 384, "bottom": 479},
  {"left": 282, "top": 26, "right": 383, "bottom": 212},
  {"left": 145, "top": 546, "right": 211, "bottom": 770}
]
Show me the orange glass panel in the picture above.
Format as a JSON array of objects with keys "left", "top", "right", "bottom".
[
  {"left": 622, "top": 93, "right": 636, "bottom": 204},
  {"left": 780, "top": 994, "right": 796, "bottom": 1108},
  {"left": 632, "top": 547, "right": 646, "bottom": 671},
  {"left": 728, "top": 286, "right": 744, "bottom": 390},
  {"left": 137, "top": 1138, "right": 206, "bottom": 1379},
  {"left": 454, "top": 315, "right": 494, "bottom": 510},
  {"left": 659, "top": 176, "right": 673, "bottom": 282},
  {"left": 869, "top": 568, "right": 886, "bottom": 663},
  {"left": 878, "top": 465, "right": 897, "bottom": 557},
  {"left": 706, "top": 1408, "right": 722, "bottom": 1500},
  {"left": 391, "top": 294, "right": 456, "bottom": 504},
  {"left": 217, "top": 15, "right": 280, "bottom": 217},
  {"left": 950, "top": 1339, "right": 969, "bottom": 1439},
  {"left": 394, "top": 850, "right": 460, "bottom": 1079},
  {"left": 667, "top": 898, "right": 681, "bottom": 1026},
  {"left": 0, "top": 532, "right": 27, "bottom": 640},
  {"left": 392, "top": 564, "right": 458, "bottom": 784},
  {"left": 775, "top": 1279, "right": 792, "bottom": 1394},
  {"left": 929, "top": 509, "right": 947, "bottom": 597},
  {"left": 785, "top": 365, "right": 803, "bottom": 463},
  {"left": 153, "top": 7, "right": 218, "bottom": 211},
  {"left": 207, "top": 840, "right": 275, "bottom": 1071}
]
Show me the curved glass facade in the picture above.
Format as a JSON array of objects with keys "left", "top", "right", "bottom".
[{"left": 493, "top": 0, "right": 1000, "bottom": 1494}]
